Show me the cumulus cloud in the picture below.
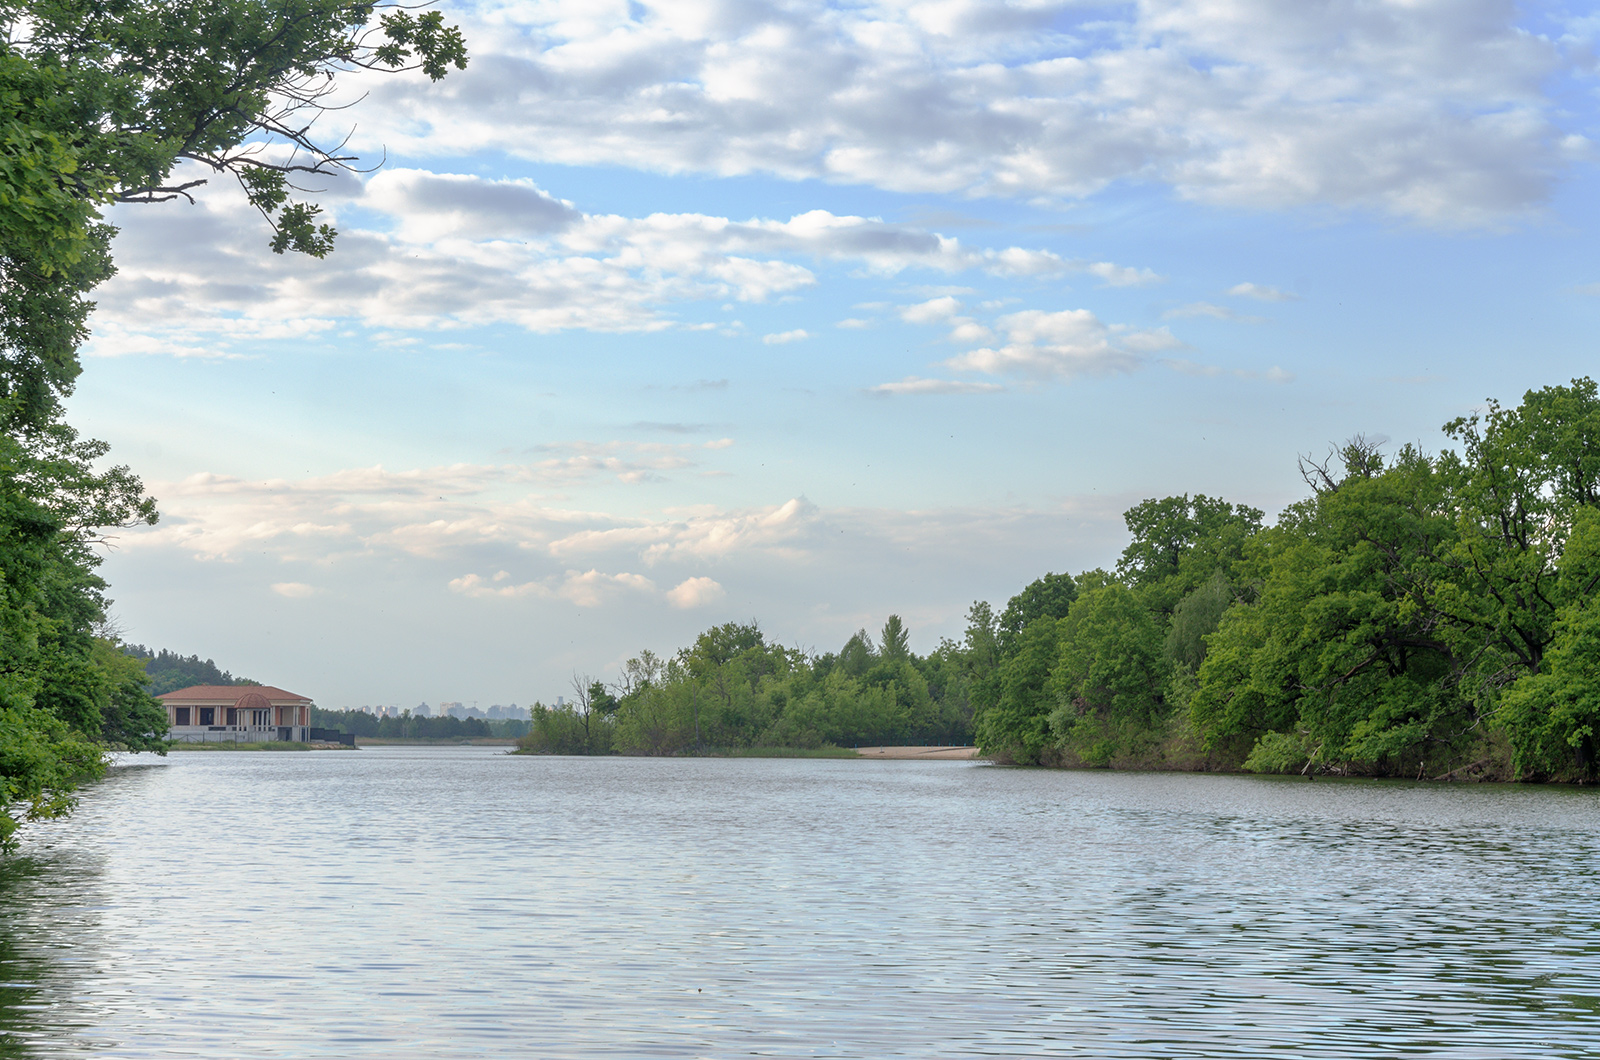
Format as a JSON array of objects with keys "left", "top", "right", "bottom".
[
  {"left": 345, "top": 0, "right": 1585, "bottom": 225},
  {"left": 762, "top": 329, "right": 810, "bottom": 344},
  {"left": 1087, "top": 262, "right": 1162, "bottom": 287},
  {"left": 937, "top": 309, "right": 1180, "bottom": 381},
  {"left": 451, "top": 569, "right": 657, "bottom": 607},
  {"left": 365, "top": 169, "right": 581, "bottom": 241},
  {"left": 89, "top": 169, "right": 1139, "bottom": 354},
  {"left": 1228, "top": 282, "right": 1300, "bottom": 302},
  {"left": 666, "top": 576, "right": 727, "bottom": 609}
]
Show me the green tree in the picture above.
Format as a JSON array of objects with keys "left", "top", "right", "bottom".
[
  {"left": 1190, "top": 444, "right": 1473, "bottom": 776},
  {"left": 997, "top": 573, "right": 1077, "bottom": 656},
  {"left": 1047, "top": 583, "right": 1169, "bottom": 766},
  {"left": 974, "top": 617, "right": 1061, "bottom": 764},
  {"left": 879, "top": 614, "right": 909, "bottom": 661},
  {"left": 1117, "top": 494, "right": 1263, "bottom": 614}
]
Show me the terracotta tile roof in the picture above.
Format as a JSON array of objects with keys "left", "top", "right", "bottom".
[{"left": 157, "top": 685, "right": 311, "bottom": 703}]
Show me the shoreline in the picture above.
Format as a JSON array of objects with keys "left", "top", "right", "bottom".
[{"left": 854, "top": 746, "right": 982, "bottom": 760}]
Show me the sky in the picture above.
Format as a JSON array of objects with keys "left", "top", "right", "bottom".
[{"left": 71, "top": 0, "right": 1600, "bottom": 709}]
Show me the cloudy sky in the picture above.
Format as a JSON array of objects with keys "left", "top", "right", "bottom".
[{"left": 76, "top": 0, "right": 1600, "bottom": 708}]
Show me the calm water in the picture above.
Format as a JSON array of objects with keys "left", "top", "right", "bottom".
[{"left": 2, "top": 747, "right": 1598, "bottom": 1058}]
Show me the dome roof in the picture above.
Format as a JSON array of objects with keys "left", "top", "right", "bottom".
[{"left": 233, "top": 690, "right": 273, "bottom": 713}]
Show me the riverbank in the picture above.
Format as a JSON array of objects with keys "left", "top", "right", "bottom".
[
  {"left": 167, "top": 741, "right": 356, "bottom": 752},
  {"left": 357, "top": 737, "right": 517, "bottom": 747},
  {"left": 855, "top": 745, "right": 982, "bottom": 760}
]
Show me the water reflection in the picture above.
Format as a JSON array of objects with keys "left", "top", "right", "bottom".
[{"left": 0, "top": 750, "right": 1597, "bottom": 1058}]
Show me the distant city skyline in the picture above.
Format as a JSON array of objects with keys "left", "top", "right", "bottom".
[{"left": 80, "top": 0, "right": 1600, "bottom": 706}]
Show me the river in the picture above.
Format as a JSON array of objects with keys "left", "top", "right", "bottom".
[{"left": 1, "top": 746, "right": 1596, "bottom": 1058}]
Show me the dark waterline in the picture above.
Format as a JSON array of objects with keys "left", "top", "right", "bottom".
[{"left": 2, "top": 747, "right": 1598, "bottom": 1058}]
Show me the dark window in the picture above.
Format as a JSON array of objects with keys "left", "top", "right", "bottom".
[
  {"left": 175, "top": 707, "right": 190, "bottom": 726},
  {"left": 199, "top": 707, "right": 215, "bottom": 726},
  {"left": 226, "top": 708, "right": 238, "bottom": 725}
]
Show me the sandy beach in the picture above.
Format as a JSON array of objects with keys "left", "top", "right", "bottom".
[{"left": 853, "top": 746, "right": 982, "bottom": 760}]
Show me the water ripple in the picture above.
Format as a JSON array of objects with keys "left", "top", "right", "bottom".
[{"left": 1, "top": 749, "right": 1597, "bottom": 1058}]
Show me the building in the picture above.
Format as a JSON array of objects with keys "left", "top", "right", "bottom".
[{"left": 159, "top": 685, "right": 313, "bottom": 743}]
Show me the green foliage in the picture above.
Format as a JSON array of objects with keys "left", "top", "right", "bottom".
[
  {"left": 521, "top": 702, "right": 610, "bottom": 755},
  {"left": 122, "top": 645, "right": 255, "bottom": 695},
  {"left": 549, "top": 616, "right": 976, "bottom": 757},
  {"left": 1164, "top": 571, "right": 1232, "bottom": 672},
  {"left": 1118, "top": 494, "right": 1264, "bottom": 613},
  {"left": 0, "top": 418, "right": 160, "bottom": 849},
  {"left": 0, "top": 701, "right": 103, "bottom": 849},
  {"left": 998, "top": 572, "right": 1077, "bottom": 655},
  {"left": 974, "top": 617, "right": 1061, "bottom": 764},
  {"left": 1496, "top": 505, "right": 1600, "bottom": 780},
  {"left": 879, "top": 614, "right": 909, "bottom": 661},
  {"left": 1047, "top": 583, "right": 1170, "bottom": 763}
]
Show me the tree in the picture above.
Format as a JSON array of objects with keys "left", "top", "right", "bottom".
[
  {"left": 997, "top": 573, "right": 1076, "bottom": 656},
  {"left": 879, "top": 615, "right": 909, "bottom": 661},
  {"left": 1191, "top": 444, "right": 1476, "bottom": 776},
  {"left": 1117, "top": 495, "right": 1263, "bottom": 613},
  {"left": 974, "top": 617, "right": 1061, "bottom": 764},
  {"left": 1048, "top": 583, "right": 1168, "bottom": 765}
]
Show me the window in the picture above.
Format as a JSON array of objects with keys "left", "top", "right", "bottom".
[
  {"left": 175, "top": 707, "right": 190, "bottom": 726},
  {"left": 226, "top": 708, "right": 238, "bottom": 726},
  {"left": 199, "top": 707, "right": 215, "bottom": 726}
]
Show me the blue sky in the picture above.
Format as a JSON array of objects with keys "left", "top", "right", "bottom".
[{"left": 70, "top": 0, "right": 1600, "bottom": 708}]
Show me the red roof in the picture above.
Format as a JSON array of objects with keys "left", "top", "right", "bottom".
[{"left": 157, "top": 685, "right": 311, "bottom": 703}]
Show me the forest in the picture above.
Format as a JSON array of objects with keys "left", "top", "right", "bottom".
[
  {"left": 525, "top": 378, "right": 1600, "bottom": 784},
  {"left": 309, "top": 707, "right": 529, "bottom": 741}
]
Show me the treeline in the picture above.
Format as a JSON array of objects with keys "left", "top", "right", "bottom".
[
  {"left": 532, "top": 378, "right": 1600, "bottom": 783},
  {"left": 121, "top": 646, "right": 258, "bottom": 695},
  {"left": 972, "top": 377, "right": 1600, "bottom": 782},
  {"left": 309, "top": 707, "right": 529, "bottom": 741},
  {"left": 519, "top": 615, "right": 979, "bottom": 755}
]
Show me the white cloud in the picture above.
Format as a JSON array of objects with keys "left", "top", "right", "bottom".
[
  {"left": 89, "top": 169, "right": 1118, "bottom": 354},
  {"left": 944, "top": 309, "right": 1179, "bottom": 381},
  {"left": 867, "top": 376, "right": 1005, "bottom": 396},
  {"left": 271, "top": 582, "right": 320, "bottom": 598},
  {"left": 762, "top": 329, "right": 810, "bottom": 344},
  {"left": 450, "top": 569, "right": 657, "bottom": 606},
  {"left": 666, "top": 576, "right": 727, "bottom": 609},
  {"left": 1088, "top": 262, "right": 1162, "bottom": 287},
  {"left": 901, "top": 296, "right": 963, "bottom": 324},
  {"left": 1228, "top": 282, "right": 1299, "bottom": 302},
  {"left": 346, "top": 0, "right": 1584, "bottom": 224}
]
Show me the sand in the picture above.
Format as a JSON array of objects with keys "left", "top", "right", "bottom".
[{"left": 853, "top": 745, "right": 982, "bottom": 760}]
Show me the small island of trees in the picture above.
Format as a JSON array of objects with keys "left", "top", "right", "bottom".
[{"left": 524, "top": 377, "right": 1600, "bottom": 785}]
